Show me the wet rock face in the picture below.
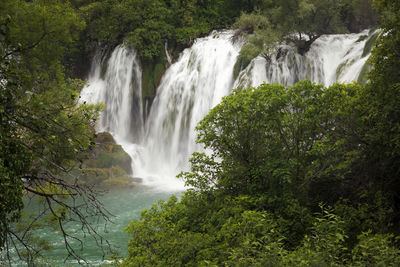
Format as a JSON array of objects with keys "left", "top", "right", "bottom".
[
  {"left": 78, "top": 132, "right": 134, "bottom": 188},
  {"left": 96, "top": 131, "right": 115, "bottom": 143},
  {"left": 87, "top": 132, "right": 132, "bottom": 174}
]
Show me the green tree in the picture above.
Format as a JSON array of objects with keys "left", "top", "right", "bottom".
[
  {"left": 0, "top": 0, "right": 108, "bottom": 264},
  {"left": 122, "top": 79, "right": 400, "bottom": 265},
  {"left": 235, "top": 0, "right": 350, "bottom": 52},
  {"left": 121, "top": 1, "right": 400, "bottom": 265},
  {"left": 192, "top": 81, "right": 361, "bottom": 200},
  {"left": 352, "top": 0, "right": 400, "bottom": 229},
  {"left": 342, "top": 0, "right": 378, "bottom": 32}
]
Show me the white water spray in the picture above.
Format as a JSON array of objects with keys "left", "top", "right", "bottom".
[
  {"left": 136, "top": 31, "right": 242, "bottom": 189},
  {"left": 236, "top": 29, "right": 376, "bottom": 88},
  {"left": 81, "top": 30, "right": 375, "bottom": 191},
  {"left": 80, "top": 46, "right": 144, "bottom": 143},
  {"left": 80, "top": 32, "right": 242, "bottom": 190}
]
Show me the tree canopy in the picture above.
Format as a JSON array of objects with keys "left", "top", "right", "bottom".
[
  {"left": 121, "top": 0, "right": 400, "bottom": 265},
  {"left": 0, "top": 0, "right": 108, "bottom": 264},
  {"left": 78, "top": 0, "right": 256, "bottom": 62},
  {"left": 122, "top": 80, "right": 400, "bottom": 265},
  {"left": 0, "top": 0, "right": 393, "bottom": 265},
  {"left": 233, "top": 0, "right": 378, "bottom": 73}
]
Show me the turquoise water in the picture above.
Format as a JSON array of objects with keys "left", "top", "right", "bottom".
[{"left": 15, "top": 186, "right": 182, "bottom": 266}]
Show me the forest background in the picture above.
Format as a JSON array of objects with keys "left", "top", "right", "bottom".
[{"left": 2, "top": 0, "right": 400, "bottom": 266}]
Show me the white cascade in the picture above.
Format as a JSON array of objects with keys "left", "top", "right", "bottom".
[
  {"left": 81, "top": 30, "right": 374, "bottom": 192},
  {"left": 80, "top": 45, "right": 144, "bottom": 154},
  {"left": 236, "top": 29, "right": 376, "bottom": 88},
  {"left": 80, "top": 31, "right": 242, "bottom": 191},
  {"left": 136, "top": 31, "right": 242, "bottom": 189}
]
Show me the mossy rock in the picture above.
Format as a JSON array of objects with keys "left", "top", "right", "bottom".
[
  {"left": 85, "top": 150, "right": 132, "bottom": 174},
  {"left": 96, "top": 143, "right": 115, "bottom": 153},
  {"left": 356, "top": 35, "right": 368, "bottom": 43},
  {"left": 85, "top": 132, "right": 132, "bottom": 174},
  {"left": 96, "top": 132, "right": 115, "bottom": 144},
  {"left": 336, "top": 60, "right": 349, "bottom": 80},
  {"left": 79, "top": 168, "right": 110, "bottom": 184},
  {"left": 233, "top": 54, "right": 250, "bottom": 81},
  {"left": 362, "top": 30, "right": 380, "bottom": 58},
  {"left": 79, "top": 166, "right": 129, "bottom": 185},
  {"left": 142, "top": 54, "right": 168, "bottom": 99},
  {"left": 76, "top": 132, "right": 135, "bottom": 188},
  {"left": 233, "top": 43, "right": 261, "bottom": 80},
  {"left": 99, "top": 175, "right": 134, "bottom": 189},
  {"left": 357, "top": 62, "right": 372, "bottom": 84}
]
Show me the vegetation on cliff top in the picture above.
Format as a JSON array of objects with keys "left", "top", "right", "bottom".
[
  {"left": 0, "top": 0, "right": 392, "bottom": 265},
  {"left": 233, "top": 0, "right": 378, "bottom": 76}
]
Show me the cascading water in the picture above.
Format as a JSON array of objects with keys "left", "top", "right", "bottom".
[
  {"left": 81, "top": 29, "right": 376, "bottom": 191},
  {"left": 235, "top": 29, "right": 378, "bottom": 88},
  {"left": 80, "top": 45, "right": 144, "bottom": 143},
  {"left": 80, "top": 31, "right": 242, "bottom": 190},
  {"left": 135, "top": 31, "right": 242, "bottom": 189}
]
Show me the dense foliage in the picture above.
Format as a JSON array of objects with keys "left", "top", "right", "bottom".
[
  {"left": 73, "top": 0, "right": 256, "bottom": 61},
  {"left": 66, "top": 0, "right": 379, "bottom": 94},
  {"left": 68, "top": 0, "right": 378, "bottom": 67},
  {"left": 0, "top": 0, "right": 107, "bottom": 264},
  {"left": 0, "top": 0, "right": 391, "bottom": 265},
  {"left": 122, "top": 80, "right": 400, "bottom": 266},
  {"left": 233, "top": 0, "right": 378, "bottom": 73},
  {"left": 122, "top": 0, "right": 400, "bottom": 265},
  {"left": 66, "top": 0, "right": 264, "bottom": 99}
]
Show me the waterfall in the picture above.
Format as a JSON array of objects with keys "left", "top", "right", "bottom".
[
  {"left": 136, "top": 31, "right": 242, "bottom": 189},
  {"left": 80, "top": 46, "right": 144, "bottom": 143},
  {"left": 235, "top": 29, "right": 376, "bottom": 88},
  {"left": 80, "top": 31, "right": 242, "bottom": 190},
  {"left": 81, "top": 29, "right": 375, "bottom": 191}
]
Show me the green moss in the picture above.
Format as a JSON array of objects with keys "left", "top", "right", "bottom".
[
  {"left": 97, "top": 143, "right": 114, "bottom": 153},
  {"left": 142, "top": 53, "right": 168, "bottom": 99},
  {"left": 80, "top": 168, "right": 110, "bottom": 184},
  {"left": 110, "top": 165, "right": 127, "bottom": 177},
  {"left": 100, "top": 175, "right": 134, "bottom": 188},
  {"left": 233, "top": 44, "right": 261, "bottom": 80},
  {"left": 100, "top": 61, "right": 108, "bottom": 80},
  {"left": 84, "top": 132, "right": 132, "bottom": 174},
  {"left": 79, "top": 166, "right": 130, "bottom": 187},
  {"left": 233, "top": 55, "right": 250, "bottom": 81},
  {"left": 85, "top": 148, "right": 131, "bottom": 170},
  {"left": 357, "top": 62, "right": 372, "bottom": 84},
  {"left": 336, "top": 60, "right": 349, "bottom": 79},
  {"left": 96, "top": 153, "right": 114, "bottom": 168},
  {"left": 362, "top": 31, "right": 380, "bottom": 58},
  {"left": 356, "top": 35, "right": 368, "bottom": 43},
  {"left": 368, "top": 27, "right": 379, "bottom": 36},
  {"left": 96, "top": 132, "right": 115, "bottom": 144}
]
